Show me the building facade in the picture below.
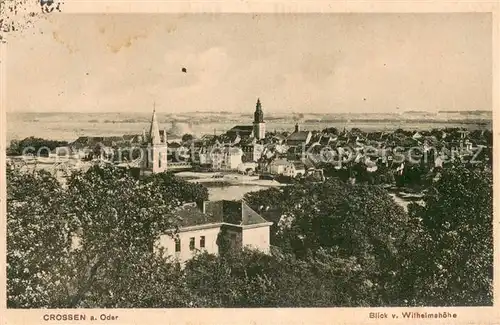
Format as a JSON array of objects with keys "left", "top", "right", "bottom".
[
  {"left": 241, "top": 143, "right": 264, "bottom": 162},
  {"left": 156, "top": 200, "right": 273, "bottom": 263}
]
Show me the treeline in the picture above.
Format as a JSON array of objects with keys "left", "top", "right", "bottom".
[
  {"left": 243, "top": 164, "right": 493, "bottom": 306},
  {"left": 7, "top": 137, "right": 69, "bottom": 156},
  {"left": 6, "top": 162, "right": 492, "bottom": 307}
]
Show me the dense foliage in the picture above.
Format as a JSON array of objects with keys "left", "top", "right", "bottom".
[
  {"left": 244, "top": 179, "right": 407, "bottom": 305},
  {"left": 7, "top": 137, "right": 69, "bottom": 156},
  {"left": 244, "top": 165, "right": 493, "bottom": 306},
  {"left": 7, "top": 168, "right": 73, "bottom": 307},
  {"left": 7, "top": 165, "right": 206, "bottom": 308},
  {"left": 401, "top": 164, "right": 493, "bottom": 306},
  {"left": 7, "top": 161, "right": 493, "bottom": 307},
  {"left": 183, "top": 248, "right": 381, "bottom": 307},
  {"left": 182, "top": 134, "right": 194, "bottom": 142}
]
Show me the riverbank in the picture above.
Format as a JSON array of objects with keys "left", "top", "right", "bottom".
[
  {"left": 175, "top": 171, "right": 284, "bottom": 187},
  {"left": 8, "top": 157, "right": 422, "bottom": 210}
]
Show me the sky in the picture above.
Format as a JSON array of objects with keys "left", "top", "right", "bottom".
[{"left": 6, "top": 13, "right": 492, "bottom": 114}]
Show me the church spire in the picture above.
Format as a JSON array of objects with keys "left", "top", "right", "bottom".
[
  {"left": 254, "top": 98, "right": 264, "bottom": 123},
  {"left": 149, "top": 103, "right": 161, "bottom": 145},
  {"left": 253, "top": 98, "right": 266, "bottom": 140}
]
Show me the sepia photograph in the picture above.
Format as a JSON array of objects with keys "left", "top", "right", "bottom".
[{"left": 0, "top": 1, "right": 496, "bottom": 321}]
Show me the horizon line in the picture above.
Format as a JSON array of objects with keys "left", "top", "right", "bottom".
[{"left": 7, "top": 109, "right": 493, "bottom": 114}]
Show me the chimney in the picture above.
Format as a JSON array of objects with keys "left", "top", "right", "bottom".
[{"left": 295, "top": 123, "right": 300, "bottom": 133}]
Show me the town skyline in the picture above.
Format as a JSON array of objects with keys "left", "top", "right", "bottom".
[{"left": 7, "top": 13, "right": 492, "bottom": 114}]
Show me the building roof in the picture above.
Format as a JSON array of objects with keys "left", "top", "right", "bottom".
[
  {"left": 227, "top": 133, "right": 241, "bottom": 144},
  {"left": 71, "top": 136, "right": 101, "bottom": 146},
  {"left": 229, "top": 125, "right": 254, "bottom": 132},
  {"left": 287, "top": 131, "right": 311, "bottom": 142},
  {"left": 300, "top": 157, "right": 316, "bottom": 169},
  {"left": 227, "top": 125, "right": 254, "bottom": 138},
  {"left": 292, "top": 162, "right": 306, "bottom": 170},
  {"left": 241, "top": 201, "right": 269, "bottom": 225},
  {"left": 175, "top": 203, "right": 222, "bottom": 227},
  {"left": 101, "top": 136, "right": 125, "bottom": 146},
  {"left": 270, "top": 158, "right": 290, "bottom": 166},
  {"left": 149, "top": 109, "right": 161, "bottom": 145},
  {"left": 175, "top": 200, "right": 269, "bottom": 228},
  {"left": 240, "top": 138, "right": 257, "bottom": 146},
  {"left": 200, "top": 134, "right": 215, "bottom": 141},
  {"left": 71, "top": 136, "right": 124, "bottom": 148},
  {"left": 273, "top": 134, "right": 286, "bottom": 141},
  {"left": 412, "top": 132, "right": 423, "bottom": 139},
  {"left": 319, "top": 135, "right": 335, "bottom": 145}
]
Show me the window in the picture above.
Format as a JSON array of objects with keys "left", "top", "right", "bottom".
[
  {"left": 175, "top": 238, "right": 181, "bottom": 252},
  {"left": 158, "top": 152, "right": 162, "bottom": 168},
  {"left": 200, "top": 236, "right": 206, "bottom": 248},
  {"left": 189, "top": 237, "right": 195, "bottom": 251}
]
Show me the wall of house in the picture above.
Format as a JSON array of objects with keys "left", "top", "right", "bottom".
[
  {"left": 156, "top": 225, "right": 221, "bottom": 263},
  {"left": 242, "top": 225, "right": 271, "bottom": 253},
  {"left": 229, "top": 153, "right": 243, "bottom": 169},
  {"left": 199, "top": 153, "right": 211, "bottom": 165},
  {"left": 269, "top": 164, "right": 286, "bottom": 175},
  {"left": 283, "top": 165, "right": 296, "bottom": 177}
]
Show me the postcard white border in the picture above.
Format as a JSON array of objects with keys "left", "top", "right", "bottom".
[{"left": 1, "top": 1, "right": 499, "bottom": 324}]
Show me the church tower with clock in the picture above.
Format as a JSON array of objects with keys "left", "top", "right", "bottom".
[{"left": 141, "top": 106, "right": 168, "bottom": 174}]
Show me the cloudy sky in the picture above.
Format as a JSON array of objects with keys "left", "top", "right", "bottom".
[{"left": 6, "top": 13, "right": 492, "bottom": 114}]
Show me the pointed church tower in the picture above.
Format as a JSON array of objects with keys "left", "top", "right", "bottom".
[
  {"left": 142, "top": 105, "right": 168, "bottom": 174},
  {"left": 149, "top": 107, "right": 161, "bottom": 145},
  {"left": 253, "top": 98, "right": 266, "bottom": 140}
]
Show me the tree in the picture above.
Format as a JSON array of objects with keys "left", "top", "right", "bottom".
[
  {"left": 401, "top": 164, "right": 493, "bottom": 306},
  {"left": 281, "top": 180, "right": 406, "bottom": 260},
  {"left": 6, "top": 136, "right": 69, "bottom": 156},
  {"left": 6, "top": 140, "right": 20, "bottom": 156},
  {"left": 76, "top": 249, "right": 191, "bottom": 308},
  {"left": 181, "top": 133, "right": 194, "bottom": 142},
  {"left": 61, "top": 166, "right": 196, "bottom": 307},
  {"left": 321, "top": 127, "right": 338, "bottom": 135},
  {"left": 7, "top": 167, "right": 73, "bottom": 308},
  {"left": 183, "top": 247, "right": 385, "bottom": 307},
  {"left": 396, "top": 163, "right": 428, "bottom": 189},
  {"left": 244, "top": 187, "right": 285, "bottom": 213},
  {"left": 244, "top": 187, "right": 291, "bottom": 245},
  {"left": 244, "top": 179, "right": 408, "bottom": 305},
  {"left": 350, "top": 128, "right": 363, "bottom": 135},
  {"left": 146, "top": 171, "right": 209, "bottom": 204},
  {"left": 7, "top": 164, "right": 205, "bottom": 308}
]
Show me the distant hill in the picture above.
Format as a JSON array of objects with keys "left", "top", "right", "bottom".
[{"left": 438, "top": 110, "right": 492, "bottom": 115}]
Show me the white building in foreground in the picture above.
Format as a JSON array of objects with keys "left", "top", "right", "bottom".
[{"left": 156, "top": 200, "right": 273, "bottom": 263}]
